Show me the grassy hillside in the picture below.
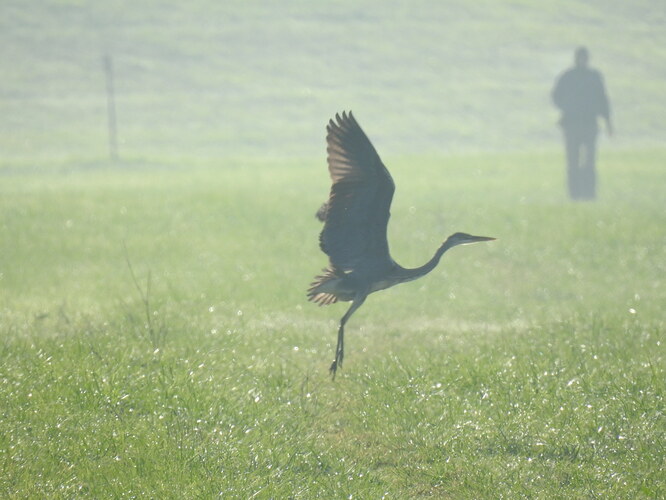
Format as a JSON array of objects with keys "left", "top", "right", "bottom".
[{"left": 1, "top": 0, "right": 665, "bottom": 164}]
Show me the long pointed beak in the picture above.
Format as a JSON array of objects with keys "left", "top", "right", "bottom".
[{"left": 448, "top": 233, "right": 497, "bottom": 247}]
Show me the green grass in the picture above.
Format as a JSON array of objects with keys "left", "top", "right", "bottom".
[
  {"left": 1, "top": 1, "right": 665, "bottom": 497},
  {"left": 1, "top": 150, "right": 664, "bottom": 497}
]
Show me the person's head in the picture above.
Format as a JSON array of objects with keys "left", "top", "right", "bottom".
[{"left": 574, "top": 46, "right": 589, "bottom": 68}]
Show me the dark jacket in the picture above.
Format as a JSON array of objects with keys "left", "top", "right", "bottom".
[{"left": 552, "top": 67, "right": 610, "bottom": 132}]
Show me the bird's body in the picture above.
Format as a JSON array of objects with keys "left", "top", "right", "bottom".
[{"left": 309, "top": 111, "right": 494, "bottom": 377}]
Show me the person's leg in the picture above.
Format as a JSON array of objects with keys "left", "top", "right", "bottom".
[
  {"left": 564, "top": 129, "right": 583, "bottom": 199},
  {"left": 581, "top": 130, "right": 598, "bottom": 199},
  {"left": 565, "top": 129, "right": 585, "bottom": 200}
]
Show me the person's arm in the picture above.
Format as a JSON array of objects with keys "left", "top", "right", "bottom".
[
  {"left": 552, "top": 74, "right": 565, "bottom": 110},
  {"left": 597, "top": 72, "right": 613, "bottom": 136}
]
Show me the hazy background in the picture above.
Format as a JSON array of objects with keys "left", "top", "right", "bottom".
[
  {"left": 1, "top": 3, "right": 665, "bottom": 496},
  {"left": 1, "top": 0, "right": 665, "bottom": 165}
]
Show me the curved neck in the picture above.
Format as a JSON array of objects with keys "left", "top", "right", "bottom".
[{"left": 396, "top": 239, "right": 455, "bottom": 283}]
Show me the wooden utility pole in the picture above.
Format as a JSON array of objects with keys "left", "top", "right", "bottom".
[{"left": 103, "top": 54, "right": 119, "bottom": 162}]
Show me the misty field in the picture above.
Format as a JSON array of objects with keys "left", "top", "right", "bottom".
[
  {"left": 1, "top": 151, "right": 664, "bottom": 497},
  {"left": 2, "top": 0, "right": 666, "bottom": 498}
]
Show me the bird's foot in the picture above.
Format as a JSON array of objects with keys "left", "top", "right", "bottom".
[
  {"left": 329, "top": 360, "right": 339, "bottom": 379},
  {"left": 329, "top": 354, "right": 343, "bottom": 380}
]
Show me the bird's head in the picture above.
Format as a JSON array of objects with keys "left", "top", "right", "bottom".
[{"left": 444, "top": 232, "right": 496, "bottom": 249}]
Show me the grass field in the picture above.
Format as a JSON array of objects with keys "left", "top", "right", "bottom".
[
  {"left": 2, "top": 151, "right": 665, "bottom": 497},
  {"left": 2, "top": 1, "right": 665, "bottom": 498}
]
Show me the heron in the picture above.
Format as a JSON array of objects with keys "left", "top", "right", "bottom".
[{"left": 308, "top": 111, "right": 495, "bottom": 378}]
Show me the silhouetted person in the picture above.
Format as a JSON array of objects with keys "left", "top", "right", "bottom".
[{"left": 552, "top": 47, "right": 612, "bottom": 200}]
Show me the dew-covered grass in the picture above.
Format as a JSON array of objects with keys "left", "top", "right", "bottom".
[
  {"left": 2, "top": 0, "right": 665, "bottom": 496},
  {"left": 1, "top": 150, "right": 664, "bottom": 497}
]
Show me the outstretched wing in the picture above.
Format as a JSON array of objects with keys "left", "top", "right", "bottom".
[{"left": 319, "top": 111, "right": 395, "bottom": 272}]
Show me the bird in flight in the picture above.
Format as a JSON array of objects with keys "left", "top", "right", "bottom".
[{"left": 309, "top": 111, "right": 495, "bottom": 378}]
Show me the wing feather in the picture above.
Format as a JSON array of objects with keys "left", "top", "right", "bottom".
[{"left": 318, "top": 111, "right": 395, "bottom": 272}]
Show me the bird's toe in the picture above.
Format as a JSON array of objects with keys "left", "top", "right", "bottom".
[{"left": 329, "top": 360, "right": 338, "bottom": 379}]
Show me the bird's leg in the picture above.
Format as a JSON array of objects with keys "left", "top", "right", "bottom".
[
  {"left": 330, "top": 322, "right": 345, "bottom": 378},
  {"left": 330, "top": 293, "right": 367, "bottom": 379}
]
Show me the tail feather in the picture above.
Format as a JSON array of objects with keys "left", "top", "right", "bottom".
[{"left": 307, "top": 267, "right": 340, "bottom": 306}]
